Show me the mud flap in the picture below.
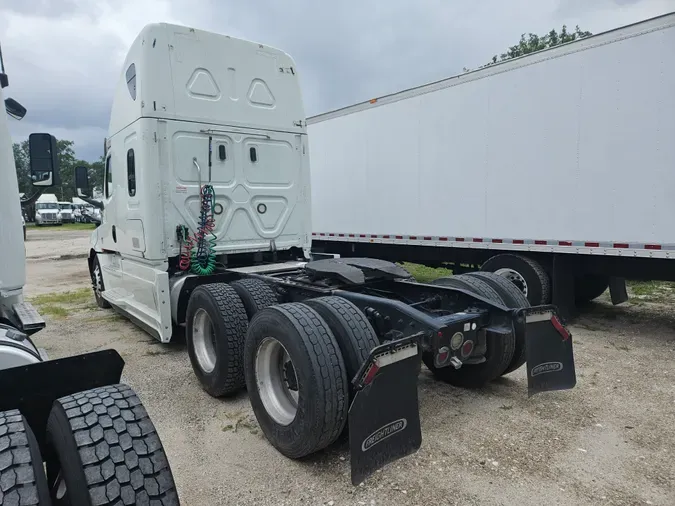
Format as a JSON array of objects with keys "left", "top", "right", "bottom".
[
  {"left": 348, "top": 335, "right": 422, "bottom": 485},
  {"left": 515, "top": 306, "right": 576, "bottom": 396}
]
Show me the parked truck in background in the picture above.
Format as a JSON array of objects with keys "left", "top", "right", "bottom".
[
  {"left": 0, "top": 41, "right": 180, "bottom": 504},
  {"left": 35, "top": 193, "right": 61, "bottom": 226},
  {"left": 308, "top": 12, "right": 675, "bottom": 317},
  {"left": 75, "top": 22, "right": 577, "bottom": 485}
]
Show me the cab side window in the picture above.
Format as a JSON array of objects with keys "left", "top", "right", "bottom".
[
  {"left": 127, "top": 149, "right": 136, "bottom": 197},
  {"left": 105, "top": 156, "right": 113, "bottom": 198}
]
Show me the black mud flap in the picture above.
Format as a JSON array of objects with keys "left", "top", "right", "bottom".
[
  {"left": 515, "top": 306, "right": 576, "bottom": 396},
  {"left": 348, "top": 335, "right": 422, "bottom": 485},
  {"left": 0, "top": 349, "right": 124, "bottom": 451}
]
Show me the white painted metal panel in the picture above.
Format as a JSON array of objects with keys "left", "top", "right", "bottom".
[{"left": 308, "top": 13, "right": 675, "bottom": 251}]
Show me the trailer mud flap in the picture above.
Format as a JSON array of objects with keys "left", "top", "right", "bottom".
[
  {"left": 348, "top": 336, "right": 422, "bottom": 485},
  {"left": 515, "top": 306, "right": 576, "bottom": 396}
]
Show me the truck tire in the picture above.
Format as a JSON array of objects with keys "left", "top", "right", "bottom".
[
  {"left": 46, "top": 384, "right": 179, "bottom": 506},
  {"left": 91, "top": 256, "right": 111, "bottom": 309},
  {"left": 244, "top": 303, "right": 348, "bottom": 458},
  {"left": 464, "top": 271, "right": 530, "bottom": 375},
  {"left": 574, "top": 274, "right": 609, "bottom": 305},
  {"left": 480, "top": 254, "right": 551, "bottom": 305},
  {"left": 424, "top": 275, "right": 515, "bottom": 388},
  {"left": 0, "top": 410, "right": 51, "bottom": 506},
  {"left": 230, "top": 279, "right": 279, "bottom": 321},
  {"left": 304, "top": 296, "right": 379, "bottom": 392},
  {"left": 186, "top": 283, "right": 248, "bottom": 397}
]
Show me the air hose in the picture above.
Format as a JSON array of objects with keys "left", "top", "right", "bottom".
[{"left": 178, "top": 184, "right": 217, "bottom": 275}]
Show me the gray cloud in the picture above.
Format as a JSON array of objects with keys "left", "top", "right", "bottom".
[{"left": 2, "top": 0, "right": 672, "bottom": 161}]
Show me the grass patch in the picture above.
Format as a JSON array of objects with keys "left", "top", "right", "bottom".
[
  {"left": 403, "top": 263, "right": 452, "bottom": 283},
  {"left": 627, "top": 280, "right": 675, "bottom": 303},
  {"left": 30, "top": 288, "right": 92, "bottom": 306},
  {"left": 39, "top": 304, "right": 69, "bottom": 318},
  {"left": 27, "top": 222, "right": 96, "bottom": 231}
]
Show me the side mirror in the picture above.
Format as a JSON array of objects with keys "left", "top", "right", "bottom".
[
  {"left": 4, "top": 98, "right": 26, "bottom": 119},
  {"left": 75, "top": 165, "right": 90, "bottom": 191},
  {"left": 29, "top": 133, "right": 59, "bottom": 187}
]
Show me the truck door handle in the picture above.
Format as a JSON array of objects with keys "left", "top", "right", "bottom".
[{"left": 112, "top": 225, "right": 117, "bottom": 243}]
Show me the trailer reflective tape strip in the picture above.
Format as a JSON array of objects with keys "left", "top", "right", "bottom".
[{"left": 312, "top": 233, "right": 674, "bottom": 256}]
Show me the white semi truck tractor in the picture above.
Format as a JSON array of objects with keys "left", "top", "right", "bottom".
[
  {"left": 75, "top": 23, "right": 578, "bottom": 485},
  {"left": 0, "top": 44, "right": 180, "bottom": 504}
]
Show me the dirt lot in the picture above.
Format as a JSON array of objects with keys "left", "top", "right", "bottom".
[{"left": 24, "top": 227, "right": 675, "bottom": 505}]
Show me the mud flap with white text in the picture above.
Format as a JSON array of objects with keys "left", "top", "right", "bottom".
[
  {"left": 348, "top": 336, "right": 422, "bottom": 485},
  {"left": 516, "top": 306, "right": 576, "bottom": 396}
]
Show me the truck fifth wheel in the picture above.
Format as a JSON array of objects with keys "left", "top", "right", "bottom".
[{"left": 75, "top": 22, "right": 577, "bottom": 484}]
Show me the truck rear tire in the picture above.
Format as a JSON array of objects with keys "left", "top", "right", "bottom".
[
  {"left": 0, "top": 410, "right": 51, "bottom": 506},
  {"left": 186, "top": 283, "right": 248, "bottom": 397},
  {"left": 91, "top": 256, "right": 111, "bottom": 309},
  {"left": 244, "top": 303, "right": 348, "bottom": 458},
  {"left": 304, "top": 296, "right": 379, "bottom": 393},
  {"left": 424, "top": 275, "right": 515, "bottom": 388},
  {"left": 230, "top": 279, "right": 279, "bottom": 321},
  {"left": 480, "top": 254, "right": 551, "bottom": 305},
  {"left": 46, "top": 384, "right": 179, "bottom": 506},
  {"left": 574, "top": 274, "right": 609, "bottom": 304},
  {"left": 464, "top": 271, "right": 530, "bottom": 375}
]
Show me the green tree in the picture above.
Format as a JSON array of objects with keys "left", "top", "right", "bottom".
[{"left": 464, "top": 25, "right": 593, "bottom": 72}]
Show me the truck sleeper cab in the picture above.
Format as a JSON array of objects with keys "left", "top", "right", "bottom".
[{"left": 80, "top": 23, "right": 577, "bottom": 484}]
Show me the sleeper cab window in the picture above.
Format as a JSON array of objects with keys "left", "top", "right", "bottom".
[
  {"left": 126, "top": 63, "right": 136, "bottom": 100},
  {"left": 127, "top": 148, "right": 136, "bottom": 197}
]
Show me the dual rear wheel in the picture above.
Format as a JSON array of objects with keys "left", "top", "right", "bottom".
[{"left": 185, "top": 280, "right": 379, "bottom": 459}]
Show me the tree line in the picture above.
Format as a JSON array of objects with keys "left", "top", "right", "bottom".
[{"left": 13, "top": 139, "right": 103, "bottom": 201}]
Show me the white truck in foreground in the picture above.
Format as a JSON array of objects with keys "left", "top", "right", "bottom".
[
  {"left": 75, "top": 23, "right": 577, "bottom": 484},
  {"left": 308, "top": 11, "right": 675, "bottom": 317},
  {"left": 0, "top": 43, "right": 179, "bottom": 504}
]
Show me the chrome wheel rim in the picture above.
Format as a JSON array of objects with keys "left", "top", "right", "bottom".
[
  {"left": 495, "top": 267, "right": 528, "bottom": 296},
  {"left": 92, "top": 264, "right": 103, "bottom": 297},
  {"left": 192, "top": 309, "right": 217, "bottom": 373},
  {"left": 255, "top": 337, "right": 299, "bottom": 426}
]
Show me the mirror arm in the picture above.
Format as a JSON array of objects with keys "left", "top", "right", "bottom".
[
  {"left": 76, "top": 190, "right": 104, "bottom": 210},
  {"left": 20, "top": 187, "right": 46, "bottom": 207}
]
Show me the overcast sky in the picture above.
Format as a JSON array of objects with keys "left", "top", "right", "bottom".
[{"left": 2, "top": 0, "right": 673, "bottom": 161}]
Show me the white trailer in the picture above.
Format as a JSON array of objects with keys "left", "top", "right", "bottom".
[
  {"left": 74, "top": 23, "right": 577, "bottom": 484},
  {"left": 0, "top": 41, "right": 179, "bottom": 504},
  {"left": 308, "top": 11, "right": 675, "bottom": 315}
]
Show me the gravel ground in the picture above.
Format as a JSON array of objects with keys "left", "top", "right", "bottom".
[{"left": 23, "top": 228, "right": 675, "bottom": 506}]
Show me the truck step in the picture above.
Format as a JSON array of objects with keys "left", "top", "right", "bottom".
[
  {"left": 102, "top": 287, "right": 132, "bottom": 305},
  {"left": 12, "top": 302, "right": 46, "bottom": 333}
]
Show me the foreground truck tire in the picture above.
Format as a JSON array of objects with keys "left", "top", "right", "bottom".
[
  {"left": 424, "top": 275, "right": 516, "bottom": 387},
  {"left": 186, "top": 283, "right": 248, "bottom": 397},
  {"left": 45, "top": 384, "right": 179, "bottom": 506},
  {"left": 244, "top": 303, "right": 348, "bottom": 459},
  {"left": 480, "top": 254, "right": 551, "bottom": 306},
  {"left": 0, "top": 410, "right": 51, "bottom": 506}
]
